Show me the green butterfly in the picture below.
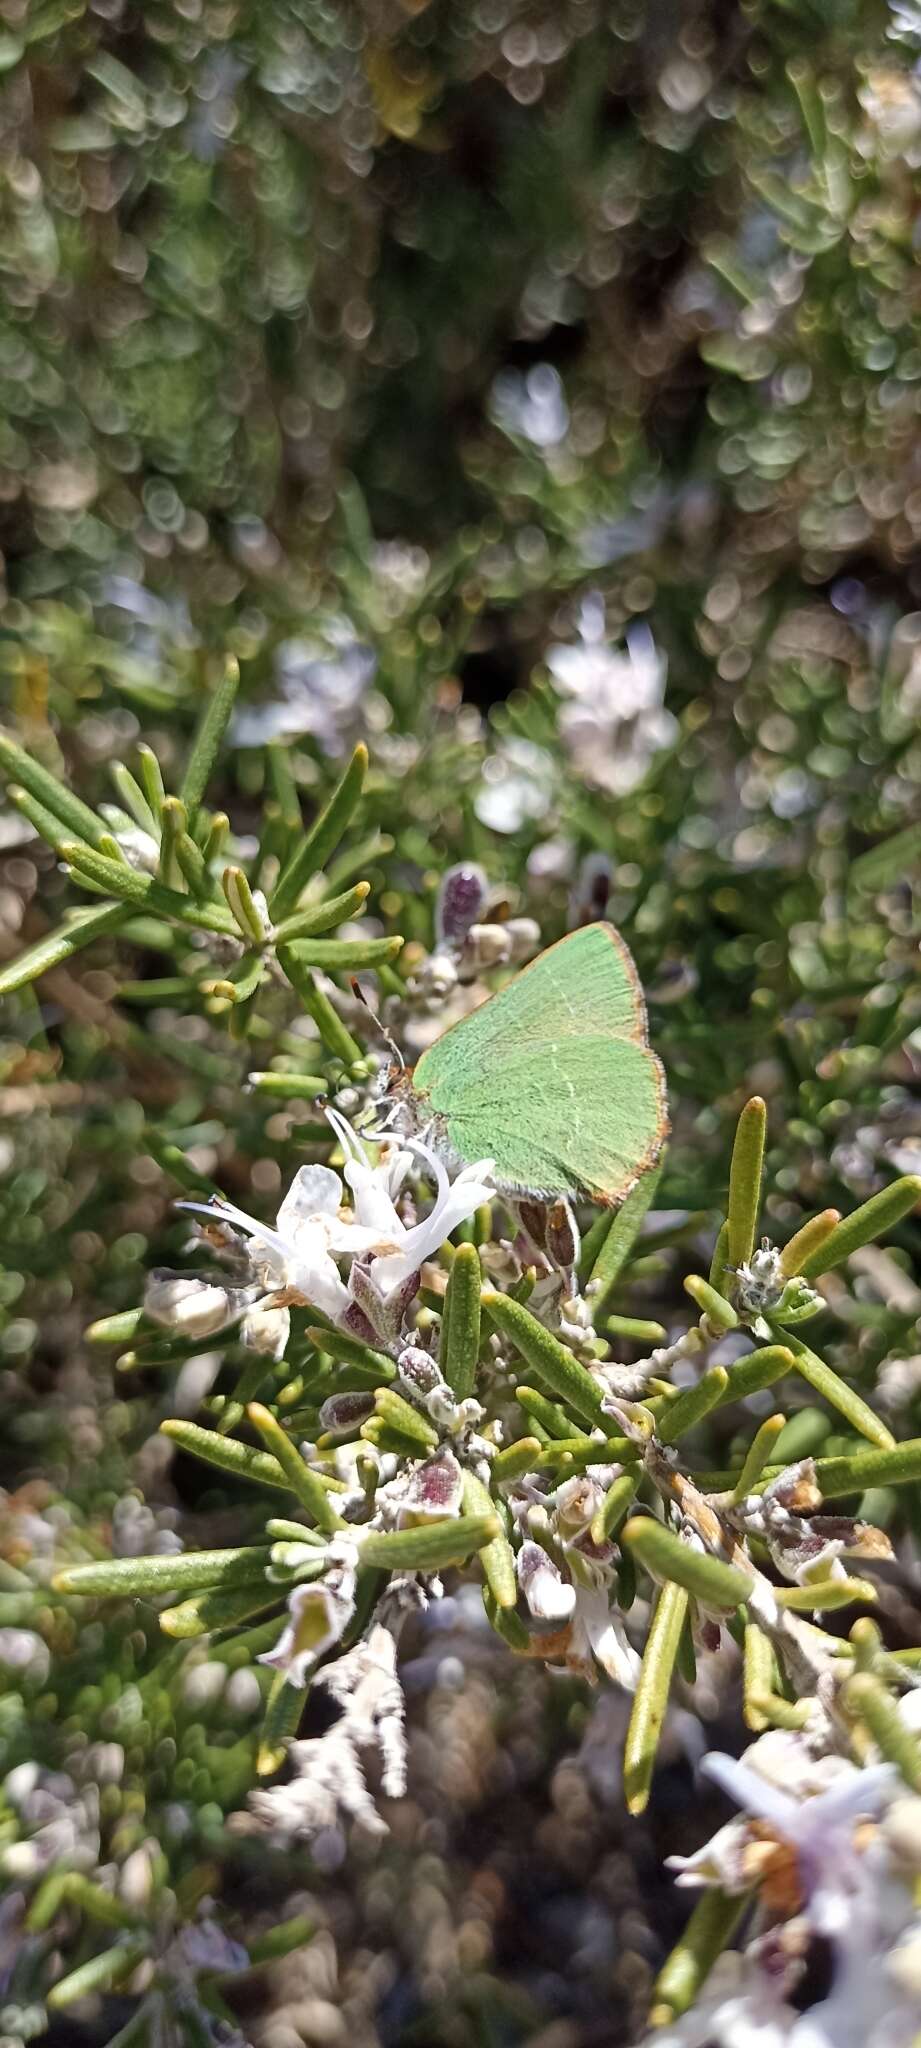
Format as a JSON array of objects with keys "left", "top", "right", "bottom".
[{"left": 386, "top": 921, "right": 668, "bottom": 1205}]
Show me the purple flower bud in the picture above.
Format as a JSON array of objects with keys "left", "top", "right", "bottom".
[
  {"left": 397, "top": 1346, "right": 444, "bottom": 1399},
  {"left": 349, "top": 1260, "right": 422, "bottom": 1345},
  {"left": 319, "top": 1392, "right": 375, "bottom": 1434},
  {"left": 436, "top": 863, "right": 489, "bottom": 949},
  {"left": 398, "top": 1448, "right": 464, "bottom": 1523},
  {"left": 340, "top": 1286, "right": 382, "bottom": 1348}
]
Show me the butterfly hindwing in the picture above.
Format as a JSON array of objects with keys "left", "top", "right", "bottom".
[{"left": 412, "top": 922, "right": 667, "bottom": 1203}]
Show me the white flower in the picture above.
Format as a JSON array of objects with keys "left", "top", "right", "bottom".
[
  {"left": 491, "top": 363, "right": 570, "bottom": 447},
  {"left": 517, "top": 1540, "right": 577, "bottom": 1623},
  {"left": 566, "top": 1586, "right": 641, "bottom": 1689},
  {"left": 232, "top": 619, "right": 375, "bottom": 756},
  {"left": 655, "top": 1739, "right": 917, "bottom": 2048},
  {"left": 475, "top": 738, "right": 555, "bottom": 834},
  {"left": 547, "top": 600, "right": 676, "bottom": 797},
  {"left": 176, "top": 1108, "right": 493, "bottom": 1353},
  {"left": 259, "top": 1540, "right": 358, "bottom": 1688},
  {"left": 239, "top": 1300, "right": 291, "bottom": 1358},
  {"left": 328, "top": 1108, "right": 494, "bottom": 1307},
  {"left": 369, "top": 541, "right": 430, "bottom": 620},
  {"left": 145, "top": 1269, "right": 250, "bottom": 1340},
  {"left": 516, "top": 1541, "right": 640, "bottom": 1688},
  {"left": 670, "top": 1742, "right": 896, "bottom": 1900},
  {"left": 181, "top": 1161, "right": 375, "bottom": 1333}
]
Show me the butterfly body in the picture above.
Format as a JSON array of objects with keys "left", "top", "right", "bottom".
[{"left": 384, "top": 921, "right": 668, "bottom": 1206}]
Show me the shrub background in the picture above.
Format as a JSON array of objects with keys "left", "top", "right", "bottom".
[{"left": 1, "top": 2, "right": 920, "bottom": 2044}]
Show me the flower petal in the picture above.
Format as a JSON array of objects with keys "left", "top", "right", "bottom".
[
  {"left": 277, "top": 1164, "right": 344, "bottom": 1237},
  {"left": 259, "top": 1575, "right": 355, "bottom": 1687},
  {"left": 517, "top": 1540, "right": 576, "bottom": 1622}
]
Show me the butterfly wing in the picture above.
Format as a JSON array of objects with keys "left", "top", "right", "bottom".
[{"left": 412, "top": 922, "right": 668, "bottom": 1203}]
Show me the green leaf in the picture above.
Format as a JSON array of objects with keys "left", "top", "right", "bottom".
[
  {"left": 656, "top": 1366, "right": 731, "bottom": 1444},
  {"left": 490, "top": 1438, "right": 542, "bottom": 1483},
  {"left": 718, "top": 1344, "right": 794, "bottom": 1403},
  {"left": 849, "top": 820, "right": 921, "bottom": 894},
  {"left": 247, "top": 1404, "right": 344, "bottom": 1531},
  {"left": 160, "top": 1418, "right": 297, "bottom": 1492},
  {"left": 47, "top": 1939, "right": 149, "bottom": 2008},
  {"left": 786, "top": 57, "right": 827, "bottom": 157},
  {"left": 0, "top": 902, "right": 131, "bottom": 996},
  {"left": 481, "top": 1290, "right": 605, "bottom": 1428},
  {"left": 590, "top": 1471, "right": 639, "bottom": 1545},
  {"left": 534, "top": 1435, "right": 637, "bottom": 1472},
  {"left": 683, "top": 1275, "right": 738, "bottom": 1329},
  {"left": 206, "top": 1615, "right": 287, "bottom": 1670},
  {"left": 0, "top": 729, "right": 108, "bottom": 847},
  {"left": 157, "top": 794, "right": 183, "bottom": 887},
  {"left": 743, "top": 1622, "right": 775, "bottom": 1732},
  {"left": 813, "top": 1438, "right": 921, "bottom": 1498},
  {"left": 708, "top": 1219, "right": 732, "bottom": 1296},
  {"left": 798, "top": 1178, "right": 921, "bottom": 1278},
  {"left": 257, "top": 1667, "right": 307, "bottom": 1776},
  {"left": 462, "top": 1470, "right": 517, "bottom": 1608},
  {"left": 274, "top": 880, "right": 371, "bottom": 943},
  {"left": 179, "top": 658, "right": 240, "bottom": 822},
  {"left": 281, "top": 934, "right": 404, "bottom": 970},
  {"left": 727, "top": 1096, "right": 766, "bottom": 1269},
  {"left": 603, "top": 1313, "right": 667, "bottom": 1344},
  {"left": 357, "top": 1513, "right": 500, "bottom": 1571},
  {"left": 247, "top": 1914, "right": 317, "bottom": 1965},
  {"left": 624, "top": 1578, "right": 689, "bottom": 1814},
  {"left": 583, "top": 1159, "right": 663, "bottom": 1308},
  {"left": 215, "top": 1353, "right": 277, "bottom": 1436},
  {"left": 249, "top": 1069, "right": 329, "bottom": 1100},
  {"left": 516, "top": 1384, "right": 584, "bottom": 1441},
  {"left": 304, "top": 1325, "right": 396, "bottom": 1384},
  {"left": 373, "top": 1387, "right": 439, "bottom": 1449},
  {"left": 270, "top": 743, "right": 368, "bottom": 919},
  {"left": 222, "top": 864, "right": 267, "bottom": 944},
  {"left": 774, "top": 1576, "right": 877, "bottom": 1612},
  {"left": 483, "top": 1586, "right": 532, "bottom": 1652},
  {"left": 621, "top": 1516, "right": 753, "bottom": 1609},
  {"left": 844, "top": 1673, "right": 921, "bottom": 1791},
  {"left": 160, "top": 1581, "right": 281, "bottom": 1639},
  {"left": 174, "top": 824, "right": 209, "bottom": 896},
  {"left": 61, "top": 841, "right": 238, "bottom": 934},
  {"left": 651, "top": 1887, "right": 748, "bottom": 2024},
  {"left": 441, "top": 1244, "right": 482, "bottom": 1399},
  {"left": 266, "top": 744, "right": 303, "bottom": 833},
  {"left": 275, "top": 954, "right": 365, "bottom": 1065},
  {"left": 86, "top": 1307, "right": 145, "bottom": 1346},
  {"left": 109, "top": 762, "right": 157, "bottom": 837},
  {"left": 731, "top": 1415, "right": 785, "bottom": 1501},
  {"left": 9, "top": 781, "right": 84, "bottom": 850},
  {"left": 137, "top": 743, "right": 166, "bottom": 816},
  {"left": 780, "top": 1208, "right": 841, "bottom": 1278},
  {"left": 773, "top": 1330, "right": 895, "bottom": 1450},
  {"left": 53, "top": 1545, "right": 273, "bottom": 1598}
]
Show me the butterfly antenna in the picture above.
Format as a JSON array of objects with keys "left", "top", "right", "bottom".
[{"left": 349, "top": 975, "right": 405, "bottom": 1070}]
